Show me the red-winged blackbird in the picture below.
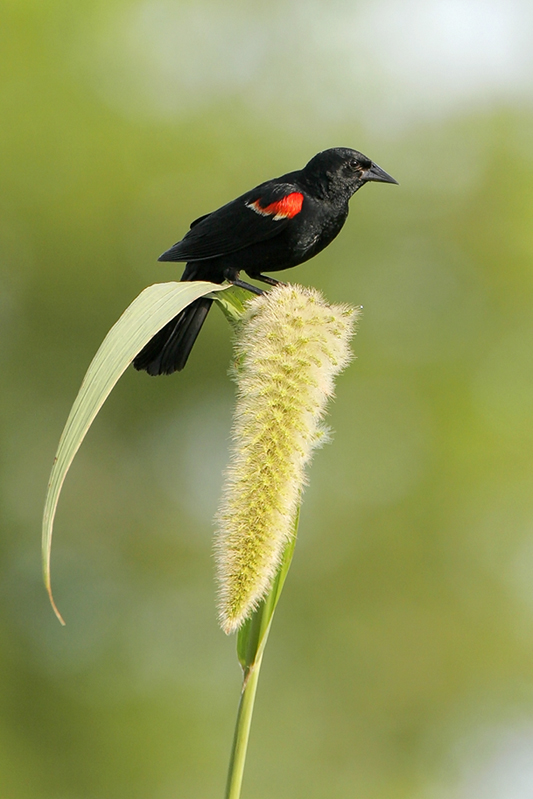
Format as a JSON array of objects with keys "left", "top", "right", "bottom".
[{"left": 134, "top": 147, "right": 397, "bottom": 375}]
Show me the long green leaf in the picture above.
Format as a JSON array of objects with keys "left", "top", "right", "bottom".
[
  {"left": 213, "top": 286, "right": 255, "bottom": 326},
  {"left": 42, "top": 280, "right": 229, "bottom": 623}
]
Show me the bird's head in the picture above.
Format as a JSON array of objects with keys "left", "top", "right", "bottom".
[{"left": 302, "top": 147, "right": 398, "bottom": 201}]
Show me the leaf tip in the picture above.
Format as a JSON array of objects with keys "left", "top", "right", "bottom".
[{"left": 45, "top": 580, "right": 66, "bottom": 626}]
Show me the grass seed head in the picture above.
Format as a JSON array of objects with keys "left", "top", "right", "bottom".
[{"left": 215, "top": 284, "right": 358, "bottom": 634}]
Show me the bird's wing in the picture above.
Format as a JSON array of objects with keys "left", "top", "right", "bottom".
[
  {"left": 158, "top": 182, "right": 304, "bottom": 262},
  {"left": 189, "top": 212, "right": 211, "bottom": 229}
]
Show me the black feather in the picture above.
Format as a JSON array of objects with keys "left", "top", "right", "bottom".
[{"left": 133, "top": 297, "right": 213, "bottom": 375}]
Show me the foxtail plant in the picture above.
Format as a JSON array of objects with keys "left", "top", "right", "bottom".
[
  {"left": 216, "top": 284, "right": 355, "bottom": 634},
  {"left": 42, "top": 280, "right": 358, "bottom": 799}
]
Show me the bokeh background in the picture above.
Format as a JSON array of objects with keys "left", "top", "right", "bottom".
[{"left": 2, "top": 1, "right": 533, "bottom": 797}]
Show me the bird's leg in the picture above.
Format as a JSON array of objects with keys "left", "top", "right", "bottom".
[
  {"left": 253, "top": 274, "right": 287, "bottom": 288},
  {"left": 228, "top": 278, "right": 265, "bottom": 296}
]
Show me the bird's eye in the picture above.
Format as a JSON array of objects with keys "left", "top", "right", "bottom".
[{"left": 349, "top": 159, "right": 359, "bottom": 169}]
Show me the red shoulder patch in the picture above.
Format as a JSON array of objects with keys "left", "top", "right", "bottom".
[{"left": 247, "top": 192, "right": 304, "bottom": 220}]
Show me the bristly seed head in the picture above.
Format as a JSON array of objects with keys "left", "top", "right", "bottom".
[{"left": 215, "top": 284, "right": 358, "bottom": 634}]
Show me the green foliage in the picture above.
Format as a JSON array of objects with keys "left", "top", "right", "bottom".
[
  {"left": 42, "top": 281, "right": 228, "bottom": 622},
  {"left": 237, "top": 516, "right": 298, "bottom": 674}
]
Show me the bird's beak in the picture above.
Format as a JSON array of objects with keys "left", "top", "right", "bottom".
[{"left": 362, "top": 163, "right": 399, "bottom": 185}]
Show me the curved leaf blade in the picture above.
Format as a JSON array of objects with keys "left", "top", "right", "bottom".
[
  {"left": 42, "top": 280, "right": 229, "bottom": 622},
  {"left": 236, "top": 508, "right": 300, "bottom": 673}
]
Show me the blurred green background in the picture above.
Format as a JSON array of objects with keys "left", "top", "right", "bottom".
[{"left": 2, "top": 1, "right": 533, "bottom": 797}]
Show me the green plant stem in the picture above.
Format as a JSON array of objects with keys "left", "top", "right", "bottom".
[
  {"left": 224, "top": 523, "right": 298, "bottom": 799},
  {"left": 224, "top": 653, "right": 266, "bottom": 799}
]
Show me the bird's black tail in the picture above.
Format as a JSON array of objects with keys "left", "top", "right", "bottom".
[{"left": 133, "top": 296, "right": 213, "bottom": 375}]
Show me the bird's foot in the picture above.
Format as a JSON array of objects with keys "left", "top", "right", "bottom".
[
  {"left": 253, "top": 274, "right": 287, "bottom": 288},
  {"left": 228, "top": 278, "right": 264, "bottom": 296}
]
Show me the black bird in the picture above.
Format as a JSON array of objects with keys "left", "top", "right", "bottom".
[{"left": 134, "top": 147, "right": 397, "bottom": 375}]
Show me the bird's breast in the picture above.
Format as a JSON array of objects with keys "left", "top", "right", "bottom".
[{"left": 290, "top": 201, "right": 348, "bottom": 259}]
